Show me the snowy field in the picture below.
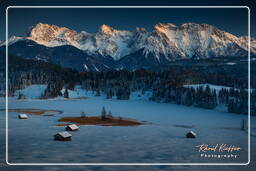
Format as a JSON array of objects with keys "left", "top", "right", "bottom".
[
  {"left": 0, "top": 87, "right": 255, "bottom": 165},
  {"left": 14, "top": 84, "right": 47, "bottom": 99}
]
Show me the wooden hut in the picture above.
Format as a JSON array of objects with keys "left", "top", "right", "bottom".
[
  {"left": 54, "top": 131, "right": 72, "bottom": 141},
  {"left": 18, "top": 114, "right": 28, "bottom": 119},
  {"left": 186, "top": 131, "right": 196, "bottom": 138},
  {"left": 65, "top": 124, "right": 79, "bottom": 131}
]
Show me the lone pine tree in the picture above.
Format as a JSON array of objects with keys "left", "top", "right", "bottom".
[
  {"left": 64, "top": 88, "right": 69, "bottom": 98},
  {"left": 101, "top": 106, "right": 107, "bottom": 120}
]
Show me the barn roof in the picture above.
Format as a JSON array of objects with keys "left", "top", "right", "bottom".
[
  {"left": 188, "top": 131, "right": 196, "bottom": 136},
  {"left": 57, "top": 131, "right": 72, "bottom": 138},
  {"left": 67, "top": 124, "right": 79, "bottom": 130},
  {"left": 19, "top": 114, "right": 28, "bottom": 118}
]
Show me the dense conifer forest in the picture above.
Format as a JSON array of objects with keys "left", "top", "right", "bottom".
[{"left": 0, "top": 52, "right": 255, "bottom": 115}]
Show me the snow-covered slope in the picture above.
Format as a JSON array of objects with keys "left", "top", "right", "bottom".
[
  {"left": 27, "top": 23, "right": 137, "bottom": 60},
  {"left": 0, "top": 36, "right": 26, "bottom": 47},
  {"left": 14, "top": 84, "right": 47, "bottom": 99},
  {"left": 238, "top": 36, "right": 256, "bottom": 54},
  {"left": 2, "top": 22, "right": 255, "bottom": 61},
  {"left": 143, "top": 23, "right": 252, "bottom": 59}
]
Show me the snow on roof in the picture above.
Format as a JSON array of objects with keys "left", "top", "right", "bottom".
[
  {"left": 67, "top": 124, "right": 79, "bottom": 130},
  {"left": 188, "top": 131, "right": 196, "bottom": 136},
  {"left": 57, "top": 131, "right": 72, "bottom": 138},
  {"left": 19, "top": 114, "right": 28, "bottom": 118}
]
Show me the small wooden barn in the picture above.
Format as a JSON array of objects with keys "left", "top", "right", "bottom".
[
  {"left": 18, "top": 114, "right": 28, "bottom": 119},
  {"left": 186, "top": 131, "right": 196, "bottom": 138},
  {"left": 54, "top": 131, "right": 72, "bottom": 141},
  {"left": 65, "top": 124, "right": 79, "bottom": 131}
]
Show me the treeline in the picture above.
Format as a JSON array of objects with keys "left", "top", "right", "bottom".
[
  {"left": 0, "top": 53, "right": 80, "bottom": 96},
  {"left": 150, "top": 85, "right": 217, "bottom": 109},
  {"left": 1, "top": 53, "right": 255, "bottom": 115},
  {"left": 80, "top": 69, "right": 254, "bottom": 115},
  {"left": 219, "top": 88, "right": 254, "bottom": 115}
]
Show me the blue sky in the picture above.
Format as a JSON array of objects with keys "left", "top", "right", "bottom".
[
  {"left": 0, "top": 0, "right": 255, "bottom": 39},
  {"left": 6, "top": 7, "right": 249, "bottom": 38}
]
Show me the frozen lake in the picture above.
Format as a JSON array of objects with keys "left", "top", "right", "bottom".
[{"left": 0, "top": 94, "right": 255, "bottom": 164}]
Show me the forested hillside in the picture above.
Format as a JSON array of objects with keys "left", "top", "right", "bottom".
[
  {"left": 0, "top": 52, "right": 80, "bottom": 97},
  {"left": 0, "top": 52, "right": 255, "bottom": 115}
]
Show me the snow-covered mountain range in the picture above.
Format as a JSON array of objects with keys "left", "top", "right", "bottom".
[{"left": 1, "top": 22, "right": 255, "bottom": 71}]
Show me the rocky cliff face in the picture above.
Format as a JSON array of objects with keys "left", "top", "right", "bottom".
[
  {"left": 3, "top": 22, "right": 255, "bottom": 58},
  {"left": 1, "top": 22, "right": 255, "bottom": 71}
]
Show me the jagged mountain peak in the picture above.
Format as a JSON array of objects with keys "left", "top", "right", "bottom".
[
  {"left": 28, "top": 22, "right": 81, "bottom": 47},
  {"left": 99, "top": 24, "right": 116, "bottom": 34},
  {"left": 177, "top": 23, "right": 223, "bottom": 33},
  {"left": 33, "top": 22, "right": 66, "bottom": 30},
  {"left": 31, "top": 22, "right": 69, "bottom": 35},
  {"left": 180, "top": 23, "right": 212, "bottom": 29},
  {"left": 135, "top": 27, "right": 147, "bottom": 33},
  {"left": 180, "top": 22, "right": 201, "bottom": 28},
  {"left": 2, "top": 22, "right": 255, "bottom": 63},
  {"left": 153, "top": 22, "right": 217, "bottom": 35},
  {"left": 154, "top": 23, "right": 177, "bottom": 29},
  {"left": 0, "top": 35, "right": 25, "bottom": 46},
  {"left": 154, "top": 23, "right": 177, "bottom": 34}
]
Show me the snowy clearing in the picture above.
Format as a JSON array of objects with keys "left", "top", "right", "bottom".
[
  {"left": 0, "top": 93, "right": 254, "bottom": 164},
  {"left": 14, "top": 84, "right": 47, "bottom": 99},
  {"left": 2, "top": 84, "right": 254, "bottom": 164}
]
